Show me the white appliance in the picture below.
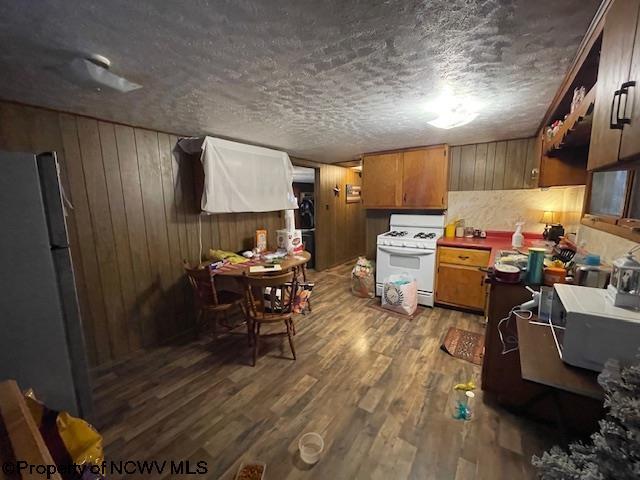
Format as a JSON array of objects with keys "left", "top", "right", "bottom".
[
  {"left": 550, "top": 284, "right": 640, "bottom": 372},
  {"left": 376, "top": 214, "right": 445, "bottom": 307}
]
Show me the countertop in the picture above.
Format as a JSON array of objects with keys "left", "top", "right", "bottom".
[{"left": 437, "top": 231, "right": 545, "bottom": 265}]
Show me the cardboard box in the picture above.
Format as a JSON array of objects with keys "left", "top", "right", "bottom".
[
  {"left": 276, "top": 229, "right": 303, "bottom": 253},
  {"left": 255, "top": 229, "right": 267, "bottom": 252}
]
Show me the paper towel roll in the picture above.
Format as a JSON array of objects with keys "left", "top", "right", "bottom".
[{"left": 285, "top": 209, "right": 295, "bottom": 233}]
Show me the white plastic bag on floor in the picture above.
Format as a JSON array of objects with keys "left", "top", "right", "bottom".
[{"left": 381, "top": 273, "right": 417, "bottom": 316}]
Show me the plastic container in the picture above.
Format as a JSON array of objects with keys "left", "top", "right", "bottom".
[
  {"left": 299, "top": 432, "right": 324, "bottom": 464},
  {"left": 526, "top": 247, "right": 546, "bottom": 285},
  {"left": 585, "top": 253, "right": 601, "bottom": 265},
  {"left": 445, "top": 222, "right": 456, "bottom": 238},
  {"left": 544, "top": 266, "right": 567, "bottom": 286}
]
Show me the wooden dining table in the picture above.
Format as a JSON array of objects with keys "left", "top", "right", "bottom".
[
  {"left": 204, "top": 250, "right": 313, "bottom": 315},
  {"left": 201, "top": 250, "right": 311, "bottom": 277}
]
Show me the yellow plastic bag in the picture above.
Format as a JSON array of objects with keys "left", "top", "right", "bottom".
[
  {"left": 25, "top": 390, "right": 104, "bottom": 475},
  {"left": 208, "top": 249, "right": 248, "bottom": 264}
]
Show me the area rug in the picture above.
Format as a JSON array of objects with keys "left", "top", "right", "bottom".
[
  {"left": 365, "top": 299, "right": 424, "bottom": 320},
  {"left": 440, "top": 327, "right": 484, "bottom": 365}
]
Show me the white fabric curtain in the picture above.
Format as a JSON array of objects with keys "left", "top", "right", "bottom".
[{"left": 178, "top": 136, "right": 298, "bottom": 214}]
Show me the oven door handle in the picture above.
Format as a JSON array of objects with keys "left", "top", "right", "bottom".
[{"left": 379, "top": 246, "right": 435, "bottom": 256}]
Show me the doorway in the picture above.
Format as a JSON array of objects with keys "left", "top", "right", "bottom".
[{"left": 292, "top": 166, "right": 317, "bottom": 268}]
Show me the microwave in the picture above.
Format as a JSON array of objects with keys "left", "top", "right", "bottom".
[{"left": 550, "top": 284, "right": 640, "bottom": 372}]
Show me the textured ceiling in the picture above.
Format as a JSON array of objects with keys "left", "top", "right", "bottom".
[{"left": 0, "top": 0, "right": 600, "bottom": 162}]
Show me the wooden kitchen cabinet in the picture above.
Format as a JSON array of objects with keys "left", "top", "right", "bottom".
[
  {"left": 362, "top": 145, "right": 448, "bottom": 209},
  {"left": 588, "top": 0, "right": 640, "bottom": 170},
  {"left": 621, "top": 0, "right": 640, "bottom": 160},
  {"left": 435, "top": 246, "right": 490, "bottom": 312},
  {"left": 438, "top": 246, "right": 490, "bottom": 268},
  {"left": 401, "top": 146, "right": 448, "bottom": 208},
  {"left": 361, "top": 152, "right": 402, "bottom": 207}
]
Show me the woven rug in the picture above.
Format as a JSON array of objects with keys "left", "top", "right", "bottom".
[{"left": 440, "top": 327, "right": 484, "bottom": 365}]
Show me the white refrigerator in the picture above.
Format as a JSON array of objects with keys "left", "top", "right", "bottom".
[{"left": 0, "top": 150, "right": 93, "bottom": 419}]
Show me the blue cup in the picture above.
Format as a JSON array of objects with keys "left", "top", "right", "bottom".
[{"left": 526, "top": 248, "right": 546, "bottom": 285}]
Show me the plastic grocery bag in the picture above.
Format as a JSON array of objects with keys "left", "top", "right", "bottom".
[
  {"left": 25, "top": 389, "right": 105, "bottom": 479},
  {"left": 351, "top": 257, "right": 375, "bottom": 298},
  {"left": 381, "top": 273, "right": 418, "bottom": 316}
]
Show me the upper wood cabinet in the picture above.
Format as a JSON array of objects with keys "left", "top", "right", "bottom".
[
  {"left": 361, "top": 152, "right": 402, "bottom": 207},
  {"left": 362, "top": 145, "right": 448, "bottom": 209},
  {"left": 588, "top": 0, "right": 640, "bottom": 170},
  {"left": 401, "top": 146, "right": 448, "bottom": 208},
  {"left": 621, "top": 1, "right": 640, "bottom": 160}
]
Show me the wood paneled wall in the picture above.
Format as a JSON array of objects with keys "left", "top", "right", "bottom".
[
  {"left": 315, "top": 164, "right": 365, "bottom": 270},
  {"left": 449, "top": 137, "right": 540, "bottom": 191},
  {"left": 0, "top": 101, "right": 283, "bottom": 367}
]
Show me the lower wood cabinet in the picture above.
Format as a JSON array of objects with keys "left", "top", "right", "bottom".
[{"left": 435, "top": 246, "right": 490, "bottom": 312}]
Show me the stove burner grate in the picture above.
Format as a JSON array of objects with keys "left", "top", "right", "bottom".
[{"left": 414, "top": 232, "right": 437, "bottom": 239}]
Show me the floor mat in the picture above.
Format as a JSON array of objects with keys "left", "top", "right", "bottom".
[{"left": 440, "top": 327, "right": 484, "bottom": 365}]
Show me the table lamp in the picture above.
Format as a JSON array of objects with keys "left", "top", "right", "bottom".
[{"left": 540, "top": 210, "right": 564, "bottom": 242}]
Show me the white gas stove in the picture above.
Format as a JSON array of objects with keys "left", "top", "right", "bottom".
[{"left": 376, "top": 214, "right": 445, "bottom": 307}]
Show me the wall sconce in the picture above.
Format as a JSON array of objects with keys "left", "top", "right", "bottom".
[{"left": 333, "top": 185, "right": 340, "bottom": 196}]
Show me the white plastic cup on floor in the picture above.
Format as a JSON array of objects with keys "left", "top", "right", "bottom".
[{"left": 298, "top": 432, "right": 324, "bottom": 464}]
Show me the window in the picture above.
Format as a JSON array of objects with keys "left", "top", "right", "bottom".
[
  {"left": 584, "top": 167, "right": 640, "bottom": 238},
  {"left": 588, "top": 170, "right": 628, "bottom": 217},
  {"left": 628, "top": 173, "right": 640, "bottom": 220}
]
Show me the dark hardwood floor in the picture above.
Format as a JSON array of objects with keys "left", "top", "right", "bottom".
[{"left": 92, "top": 262, "right": 554, "bottom": 479}]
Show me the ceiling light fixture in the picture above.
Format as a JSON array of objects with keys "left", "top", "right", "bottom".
[
  {"left": 424, "top": 89, "right": 481, "bottom": 129},
  {"left": 66, "top": 53, "right": 142, "bottom": 93}
]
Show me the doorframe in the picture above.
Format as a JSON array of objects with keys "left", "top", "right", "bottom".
[{"left": 291, "top": 158, "right": 321, "bottom": 269}]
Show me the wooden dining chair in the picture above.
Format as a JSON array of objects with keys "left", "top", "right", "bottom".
[
  {"left": 241, "top": 271, "right": 297, "bottom": 366},
  {"left": 183, "top": 261, "right": 245, "bottom": 339}
]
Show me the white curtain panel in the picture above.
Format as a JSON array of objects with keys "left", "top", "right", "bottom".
[{"left": 178, "top": 136, "right": 298, "bottom": 214}]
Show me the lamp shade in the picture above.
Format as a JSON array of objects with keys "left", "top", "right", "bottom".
[{"left": 540, "top": 210, "right": 555, "bottom": 224}]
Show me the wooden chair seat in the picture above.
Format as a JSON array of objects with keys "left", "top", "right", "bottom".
[
  {"left": 202, "top": 290, "right": 243, "bottom": 311},
  {"left": 242, "top": 271, "right": 297, "bottom": 366},
  {"left": 184, "top": 261, "right": 246, "bottom": 339},
  {"left": 248, "top": 311, "right": 291, "bottom": 324}
]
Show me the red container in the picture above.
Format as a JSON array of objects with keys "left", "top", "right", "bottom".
[{"left": 494, "top": 264, "right": 521, "bottom": 283}]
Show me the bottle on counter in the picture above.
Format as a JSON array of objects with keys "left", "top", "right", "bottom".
[
  {"left": 445, "top": 221, "right": 457, "bottom": 238},
  {"left": 512, "top": 222, "right": 524, "bottom": 248}
]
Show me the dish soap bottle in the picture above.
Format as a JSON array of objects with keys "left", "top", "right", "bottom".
[{"left": 512, "top": 222, "right": 524, "bottom": 248}]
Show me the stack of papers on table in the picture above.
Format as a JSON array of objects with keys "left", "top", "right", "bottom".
[{"left": 249, "top": 264, "right": 282, "bottom": 273}]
